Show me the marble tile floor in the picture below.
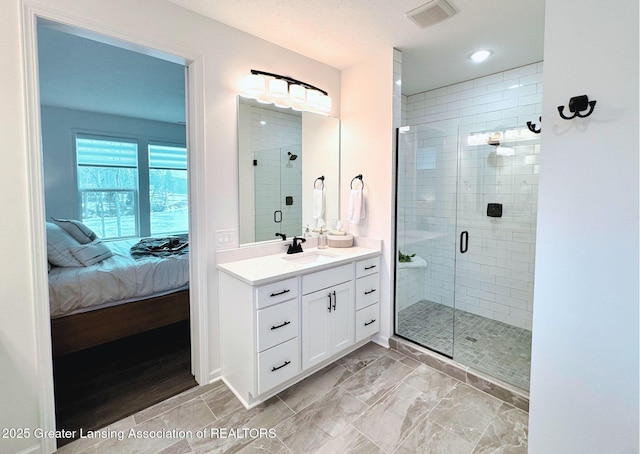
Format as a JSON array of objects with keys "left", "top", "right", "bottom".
[
  {"left": 397, "top": 300, "right": 532, "bottom": 391},
  {"left": 56, "top": 342, "right": 528, "bottom": 454}
]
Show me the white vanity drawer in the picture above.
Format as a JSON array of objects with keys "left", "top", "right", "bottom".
[
  {"left": 257, "top": 338, "right": 299, "bottom": 394},
  {"left": 356, "top": 273, "right": 380, "bottom": 310},
  {"left": 356, "top": 257, "right": 380, "bottom": 278},
  {"left": 257, "top": 277, "right": 298, "bottom": 309},
  {"left": 355, "top": 302, "right": 379, "bottom": 342},
  {"left": 257, "top": 299, "right": 298, "bottom": 352},
  {"left": 302, "top": 263, "right": 353, "bottom": 295}
]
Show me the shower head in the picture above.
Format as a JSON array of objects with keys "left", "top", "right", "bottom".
[{"left": 287, "top": 152, "right": 298, "bottom": 161}]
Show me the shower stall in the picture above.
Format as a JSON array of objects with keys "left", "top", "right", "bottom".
[{"left": 394, "top": 121, "right": 539, "bottom": 391}]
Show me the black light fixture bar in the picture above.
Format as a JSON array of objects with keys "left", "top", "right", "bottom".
[{"left": 250, "top": 69, "right": 328, "bottom": 96}]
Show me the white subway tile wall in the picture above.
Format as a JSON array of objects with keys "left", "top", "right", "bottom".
[
  {"left": 398, "top": 62, "right": 542, "bottom": 331},
  {"left": 250, "top": 106, "right": 302, "bottom": 241}
]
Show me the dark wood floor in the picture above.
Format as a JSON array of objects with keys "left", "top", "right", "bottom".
[{"left": 53, "top": 321, "right": 197, "bottom": 446}]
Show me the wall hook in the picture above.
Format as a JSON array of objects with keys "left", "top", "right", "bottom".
[
  {"left": 526, "top": 116, "right": 542, "bottom": 134},
  {"left": 558, "top": 95, "right": 597, "bottom": 120}
]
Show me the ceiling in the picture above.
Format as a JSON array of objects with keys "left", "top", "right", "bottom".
[
  {"left": 35, "top": 0, "right": 545, "bottom": 123},
  {"left": 167, "top": 0, "right": 545, "bottom": 95},
  {"left": 37, "top": 23, "right": 186, "bottom": 124}
]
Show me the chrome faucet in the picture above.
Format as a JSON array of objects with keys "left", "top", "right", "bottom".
[{"left": 286, "top": 237, "right": 306, "bottom": 254}]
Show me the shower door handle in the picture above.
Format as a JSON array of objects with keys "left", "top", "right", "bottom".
[
  {"left": 274, "top": 210, "right": 282, "bottom": 223},
  {"left": 460, "top": 231, "right": 469, "bottom": 254}
]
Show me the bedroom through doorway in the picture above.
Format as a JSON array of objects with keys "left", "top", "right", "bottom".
[{"left": 37, "top": 19, "right": 196, "bottom": 445}]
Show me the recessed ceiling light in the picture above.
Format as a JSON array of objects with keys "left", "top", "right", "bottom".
[{"left": 469, "top": 49, "right": 492, "bottom": 63}]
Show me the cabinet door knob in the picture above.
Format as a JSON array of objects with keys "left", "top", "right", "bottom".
[
  {"left": 327, "top": 293, "right": 332, "bottom": 312},
  {"left": 332, "top": 290, "right": 336, "bottom": 311}
]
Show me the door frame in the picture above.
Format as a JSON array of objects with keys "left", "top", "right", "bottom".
[{"left": 21, "top": 3, "right": 209, "bottom": 451}]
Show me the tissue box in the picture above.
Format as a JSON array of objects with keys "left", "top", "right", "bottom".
[{"left": 328, "top": 234, "right": 353, "bottom": 248}]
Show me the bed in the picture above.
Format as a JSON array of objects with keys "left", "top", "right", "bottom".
[{"left": 47, "top": 223, "right": 190, "bottom": 356}]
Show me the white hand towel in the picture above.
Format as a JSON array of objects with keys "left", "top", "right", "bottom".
[
  {"left": 348, "top": 188, "right": 366, "bottom": 225},
  {"left": 312, "top": 188, "right": 325, "bottom": 227}
]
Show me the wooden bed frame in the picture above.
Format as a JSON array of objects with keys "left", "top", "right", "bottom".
[{"left": 51, "top": 289, "right": 190, "bottom": 356}]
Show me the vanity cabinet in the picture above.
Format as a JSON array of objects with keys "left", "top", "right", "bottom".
[
  {"left": 301, "top": 263, "right": 355, "bottom": 370},
  {"left": 355, "top": 257, "right": 380, "bottom": 342},
  {"left": 219, "top": 273, "right": 300, "bottom": 405},
  {"left": 218, "top": 245, "right": 381, "bottom": 408}
]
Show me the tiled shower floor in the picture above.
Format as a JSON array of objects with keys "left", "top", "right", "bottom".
[{"left": 397, "top": 300, "right": 532, "bottom": 390}]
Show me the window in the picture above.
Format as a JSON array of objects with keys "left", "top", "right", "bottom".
[
  {"left": 75, "top": 135, "right": 188, "bottom": 239},
  {"left": 148, "top": 143, "right": 188, "bottom": 235},
  {"left": 76, "top": 135, "right": 138, "bottom": 238}
]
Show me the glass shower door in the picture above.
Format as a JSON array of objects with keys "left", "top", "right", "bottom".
[
  {"left": 394, "top": 122, "right": 459, "bottom": 357},
  {"left": 253, "top": 147, "right": 282, "bottom": 242},
  {"left": 253, "top": 145, "right": 303, "bottom": 242},
  {"left": 452, "top": 128, "right": 539, "bottom": 390},
  {"left": 395, "top": 122, "right": 539, "bottom": 390}
]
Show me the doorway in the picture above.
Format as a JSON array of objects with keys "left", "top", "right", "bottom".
[{"left": 30, "top": 18, "right": 204, "bottom": 446}]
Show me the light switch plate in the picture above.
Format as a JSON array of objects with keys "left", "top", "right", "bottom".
[{"left": 215, "top": 229, "right": 236, "bottom": 250}]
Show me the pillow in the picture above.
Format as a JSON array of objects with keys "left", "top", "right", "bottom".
[
  {"left": 46, "top": 222, "right": 83, "bottom": 267},
  {"left": 51, "top": 218, "right": 97, "bottom": 244},
  {"left": 70, "top": 240, "right": 113, "bottom": 266}
]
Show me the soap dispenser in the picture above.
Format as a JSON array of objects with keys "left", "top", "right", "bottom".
[{"left": 317, "top": 227, "right": 328, "bottom": 249}]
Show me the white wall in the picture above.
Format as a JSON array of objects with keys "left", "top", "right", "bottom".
[
  {"left": 528, "top": 0, "right": 638, "bottom": 452},
  {"left": 340, "top": 49, "right": 395, "bottom": 345},
  {"left": 2, "top": 0, "right": 340, "bottom": 452},
  {"left": 1, "top": 2, "right": 44, "bottom": 453}
]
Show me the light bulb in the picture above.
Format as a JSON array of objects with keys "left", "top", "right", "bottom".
[
  {"left": 242, "top": 74, "right": 265, "bottom": 96},
  {"left": 269, "top": 78, "right": 288, "bottom": 98},
  {"left": 469, "top": 49, "right": 492, "bottom": 63}
]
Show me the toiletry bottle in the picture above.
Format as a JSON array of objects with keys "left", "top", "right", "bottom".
[
  {"left": 317, "top": 227, "right": 328, "bottom": 249},
  {"left": 303, "top": 224, "right": 311, "bottom": 238}
]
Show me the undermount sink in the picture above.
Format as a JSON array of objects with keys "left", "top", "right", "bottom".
[{"left": 282, "top": 251, "right": 337, "bottom": 265}]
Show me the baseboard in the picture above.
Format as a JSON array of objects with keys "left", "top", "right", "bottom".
[
  {"left": 371, "top": 333, "right": 389, "bottom": 348},
  {"left": 15, "top": 443, "right": 40, "bottom": 454},
  {"left": 208, "top": 367, "right": 222, "bottom": 385}
]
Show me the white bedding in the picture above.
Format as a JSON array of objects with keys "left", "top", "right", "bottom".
[{"left": 48, "top": 238, "right": 189, "bottom": 318}]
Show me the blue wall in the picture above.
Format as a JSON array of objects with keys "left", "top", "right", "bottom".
[{"left": 41, "top": 105, "right": 186, "bottom": 236}]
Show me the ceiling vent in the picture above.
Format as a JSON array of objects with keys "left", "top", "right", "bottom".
[{"left": 406, "top": 0, "right": 457, "bottom": 28}]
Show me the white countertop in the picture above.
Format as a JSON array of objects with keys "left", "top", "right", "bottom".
[{"left": 217, "top": 246, "right": 381, "bottom": 285}]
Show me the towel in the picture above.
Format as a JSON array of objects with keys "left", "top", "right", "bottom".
[
  {"left": 347, "top": 188, "right": 366, "bottom": 225},
  {"left": 312, "top": 188, "right": 325, "bottom": 228}
]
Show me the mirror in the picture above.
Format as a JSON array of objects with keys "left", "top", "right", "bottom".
[{"left": 238, "top": 97, "right": 340, "bottom": 245}]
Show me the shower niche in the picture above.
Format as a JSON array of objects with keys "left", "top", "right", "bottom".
[{"left": 394, "top": 121, "right": 540, "bottom": 391}]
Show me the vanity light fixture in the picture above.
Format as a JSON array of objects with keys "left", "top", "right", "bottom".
[
  {"left": 240, "top": 69, "right": 332, "bottom": 115},
  {"left": 469, "top": 49, "right": 492, "bottom": 63}
]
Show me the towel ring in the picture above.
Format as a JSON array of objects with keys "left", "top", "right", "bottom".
[
  {"left": 314, "top": 176, "right": 325, "bottom": 190},
  {"left": 350, "top": 174, "right": 363, "bottom": 189}
]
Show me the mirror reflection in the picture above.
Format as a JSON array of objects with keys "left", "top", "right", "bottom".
[{"left": 238, "top": 97, "right": 339, "bottom": 245}]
